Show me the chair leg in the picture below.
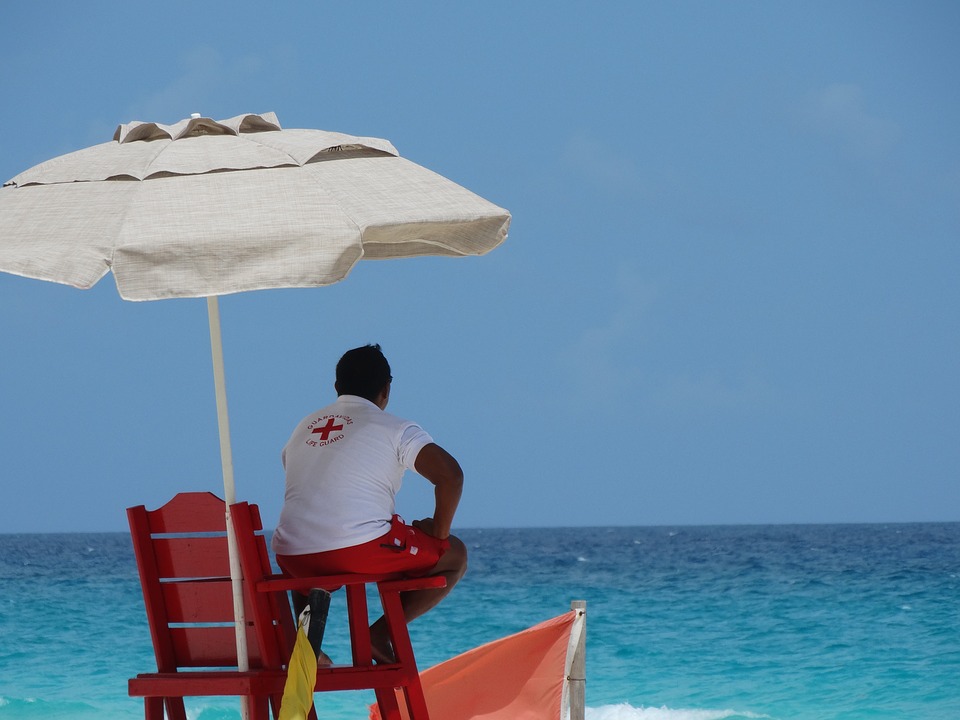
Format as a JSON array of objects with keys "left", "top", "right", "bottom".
[
  {"left": 401, "top": 681, "right": 431, "bottom": 720},
  {"left": 163, "top": 697, "right": 188, "bottom": 720},
  {"left": 345, "top": 585, "right": 373, "bottom": 665},
  {"left": 379, "top": 588, "right": 416, "bottom": 666},
  {"left": 269, "top": 692, "right": 288, "bottom": 720},
  {"left": 248, "top": 694, "right": 269, "bottom": 720},
  {"left": 143, "top": 697, "right": 164, "bottom": 720},
  {"left": 374, "top": 687, "right": 403, "bottom": 720},
  {"left": 378, "top": 587, "right": 431, "bottom": 720}
]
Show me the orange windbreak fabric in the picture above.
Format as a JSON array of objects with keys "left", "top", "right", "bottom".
[{"left": 370, "top": 610, "right": 576, "bottom": 720}]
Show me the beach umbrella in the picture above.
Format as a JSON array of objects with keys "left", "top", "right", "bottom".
[{"left": 0, "top": 111, "right": 510, "bottom": 684}]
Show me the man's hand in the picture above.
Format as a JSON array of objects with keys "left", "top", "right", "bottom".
[{"left": 412, "top": 517, "right": 439, "bottom": 538}]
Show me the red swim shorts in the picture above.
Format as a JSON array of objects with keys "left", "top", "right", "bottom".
[{"left": 276, "top": 515, "right": 450, "bottom": 578}]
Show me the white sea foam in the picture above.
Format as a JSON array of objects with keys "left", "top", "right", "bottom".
[{"left": 586, "top": 704, "right": 771, "bottom": 720}]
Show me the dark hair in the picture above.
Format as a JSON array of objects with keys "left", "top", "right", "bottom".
[{"left": 335, "top": 344, "right": 392, "bottom": 402}]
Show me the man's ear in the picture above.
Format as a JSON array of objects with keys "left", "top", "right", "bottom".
[{"left": 376, "top": 382, "right": 391, "bottom": 409}]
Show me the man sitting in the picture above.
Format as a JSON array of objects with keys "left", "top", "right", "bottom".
[{"left": 272, "top": 344, "right": 467, "bottom": 663}]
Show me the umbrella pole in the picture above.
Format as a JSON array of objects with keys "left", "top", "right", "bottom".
[{"left": 207, "top": 297, "right": 252, "bottom": 696}]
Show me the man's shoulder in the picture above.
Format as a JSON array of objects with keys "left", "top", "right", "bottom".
[{"left": 377, "top": 410, "right": 423, "bottom": 435}]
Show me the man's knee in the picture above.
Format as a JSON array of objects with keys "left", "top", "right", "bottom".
[{"left": 441, "top": 534, "right": 468, "bottom": 583}]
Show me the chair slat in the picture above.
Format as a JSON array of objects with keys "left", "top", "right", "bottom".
[
  {"left": 161, "top": 579, "right": 240, "bottom": 624},
  {"left": 153, "top": 537, "right": 231, "bottom": 579},
  {"left": 169, "top": 626, "right": 264, "bottom": 669}
]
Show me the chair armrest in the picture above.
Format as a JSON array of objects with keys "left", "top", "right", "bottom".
[
  {"left": 377, "top": 577, "right": 447, "bottom": 592},
  {"left": 256, "top": 573, "right": 446, "bottom": 594}
]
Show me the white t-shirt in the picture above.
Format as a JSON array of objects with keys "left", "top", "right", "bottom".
[{"left": 271, "top": 395, "right": 433, "bottom": 555}]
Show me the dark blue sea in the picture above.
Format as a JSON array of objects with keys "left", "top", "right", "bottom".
[{"left": 1, "top": 524, "right": 958, "bottom": 719}]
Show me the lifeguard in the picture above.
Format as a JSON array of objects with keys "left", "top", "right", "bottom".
[{"left": 272, "top": 344, "right": 467, "bottom": 664}]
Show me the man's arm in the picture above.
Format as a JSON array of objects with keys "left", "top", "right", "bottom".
[{"left": 413, "top": 443, "right": 463, "bottom": 540}]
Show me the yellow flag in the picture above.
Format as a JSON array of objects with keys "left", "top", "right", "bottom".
[{"left": 278, "top": 624, "right": 318, "bottom": 720}]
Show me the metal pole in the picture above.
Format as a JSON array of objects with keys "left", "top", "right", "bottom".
[
  {"left": 569, "top": 600, "right": 587, "bottom": 720},
  {"left": 207, "top": 296, "right": 250, "bottom": 720}
]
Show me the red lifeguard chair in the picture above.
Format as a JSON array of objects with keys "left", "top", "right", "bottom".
[{"left": 127, "top": 492, "right": 441, "bottom": 719}]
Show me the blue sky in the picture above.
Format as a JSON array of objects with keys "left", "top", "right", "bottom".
[{"left": 1, "top": 2, "right": 957, "bottom": 533}]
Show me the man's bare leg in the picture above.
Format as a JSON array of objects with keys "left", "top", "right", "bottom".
[{"left": 369, "top": 535, "right": 468, "bottom": 663}]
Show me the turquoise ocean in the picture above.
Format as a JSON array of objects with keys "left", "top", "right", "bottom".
[{"left": 1, "top": 523, "right": 958, "bottom": 720}]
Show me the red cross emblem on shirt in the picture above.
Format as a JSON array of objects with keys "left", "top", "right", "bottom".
[{"left": 311, "top": 417, "right": 344, "bottom": 441}]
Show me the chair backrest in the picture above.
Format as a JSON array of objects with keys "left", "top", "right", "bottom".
[
  {"left": 229, "top": 499, "right": 298, "bottom": 666},
  {"left": 127, "top": 492, "right": 295, "bottom": 673}
]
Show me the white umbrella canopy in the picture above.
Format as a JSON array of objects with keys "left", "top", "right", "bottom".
[
  {"left": 0, "top": 111, "right": 509, "bottom": 300},
  {"left": 0, "top": 111, "right": 510, "bottom": 693}
]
